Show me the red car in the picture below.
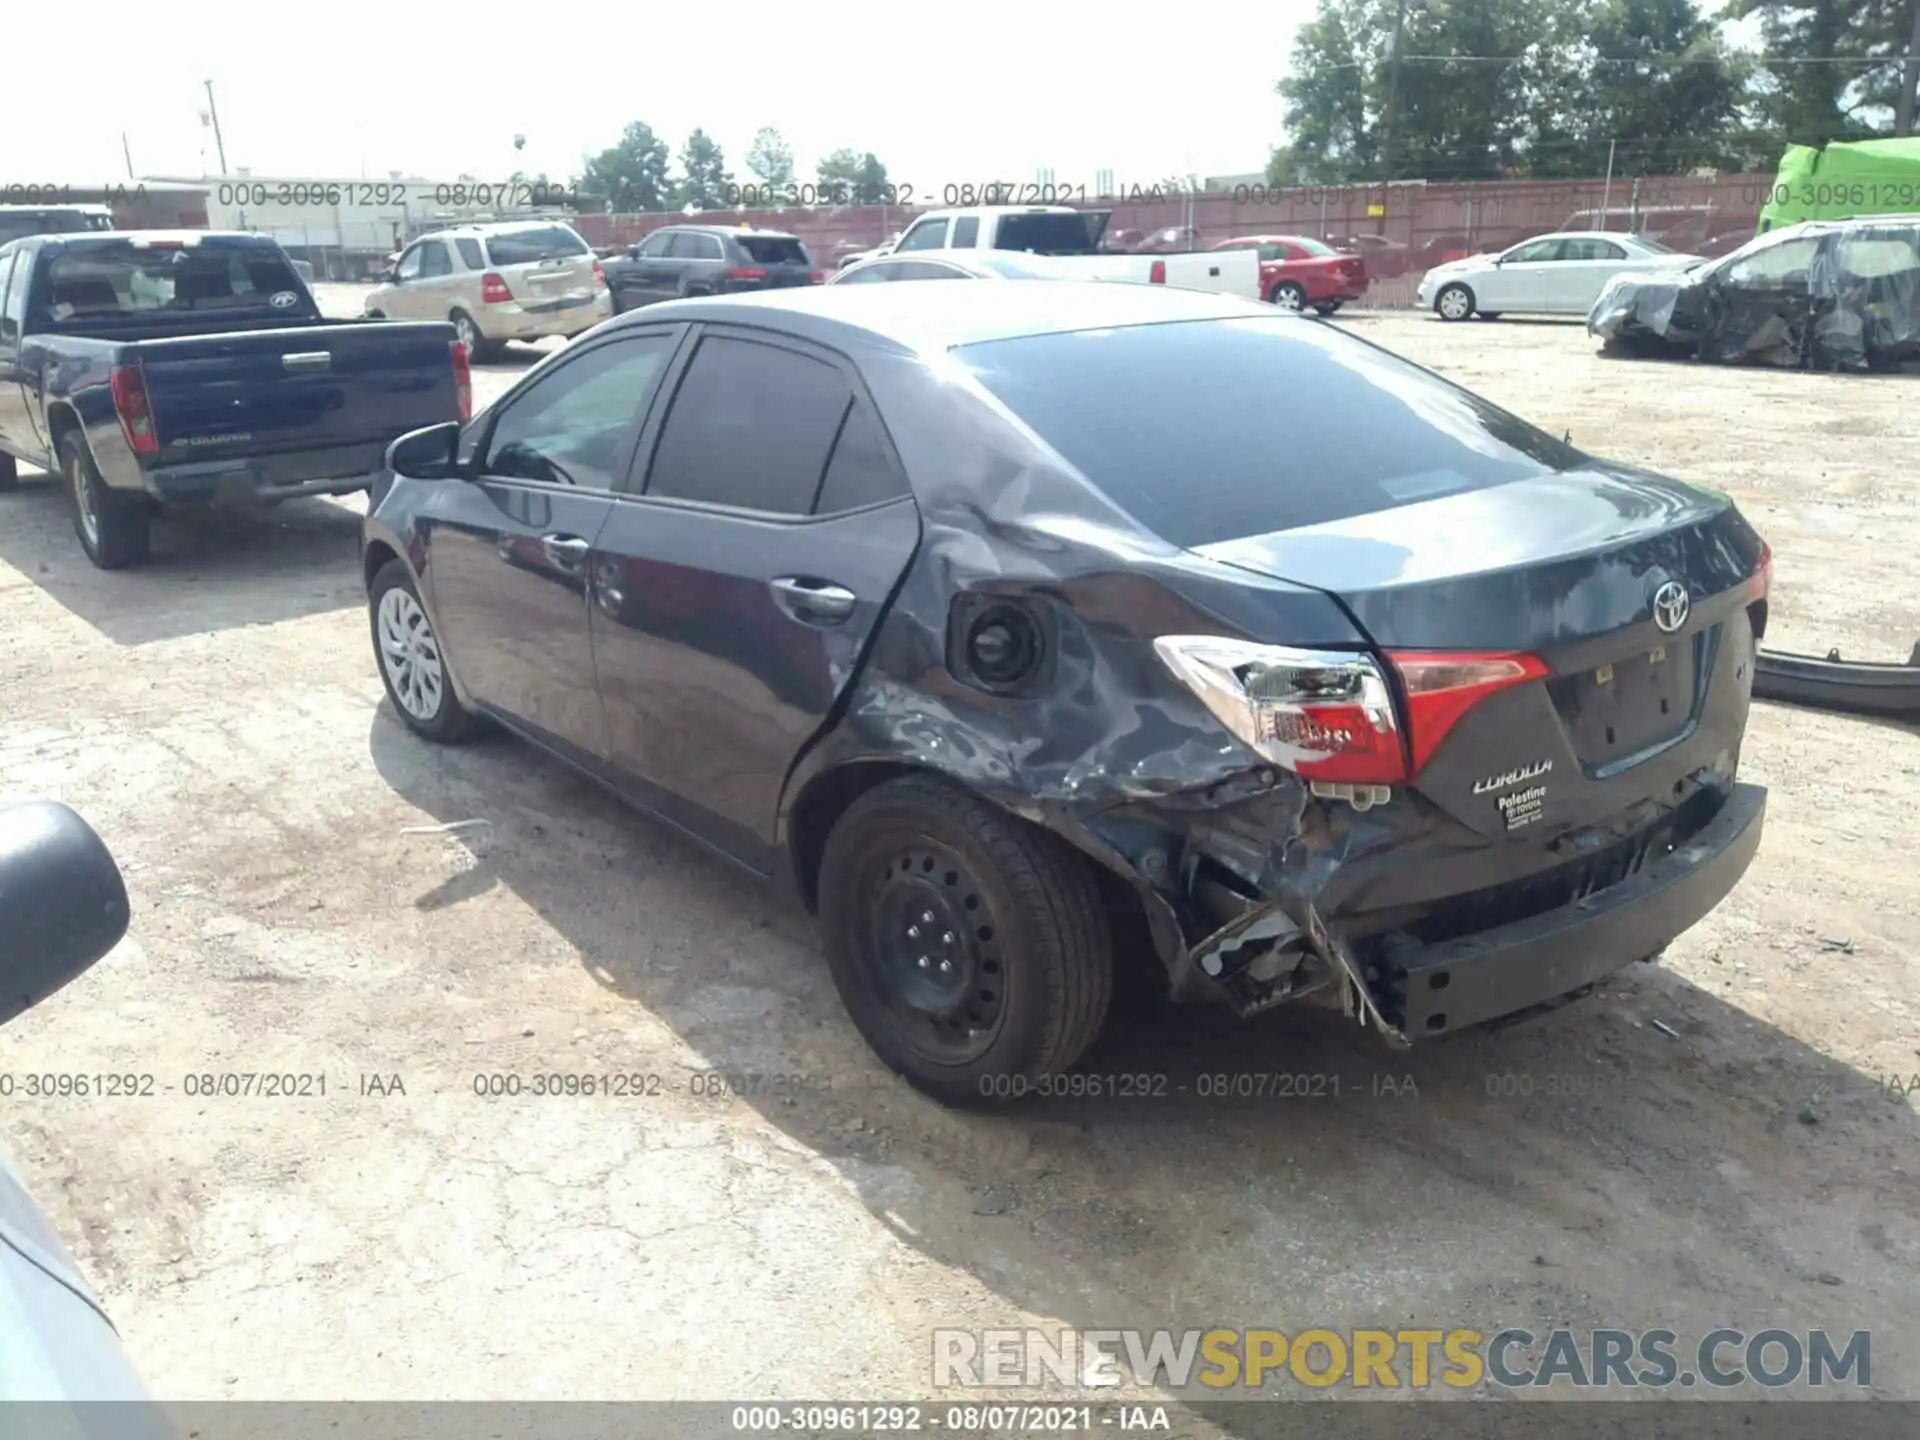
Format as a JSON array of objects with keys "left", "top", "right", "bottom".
[{"left": 1212, "top": 234, "right": 1368, "bottom": 313}]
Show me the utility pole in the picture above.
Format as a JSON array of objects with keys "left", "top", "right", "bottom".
[
  {"left": 1380, "top": 0, "right": 1411, "bottom": 183},
  {"left": 1598, "top": 139, "right": 1617, "bottom": 230},
  {"left": 1897, "top": 0, "right": 1920, "bottom": 136},
  {"left": 121, "top": 132, "right": 135, "bottom": 179},
  {"left": 203, "top": 79, "right": 229, "bottom": 173}
]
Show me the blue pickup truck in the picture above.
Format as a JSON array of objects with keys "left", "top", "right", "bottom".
[{"left": 0, "top": 230, "right": 470, "bottom": 568}]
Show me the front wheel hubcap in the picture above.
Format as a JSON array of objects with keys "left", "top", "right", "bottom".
[
  {"left": 1274, "top": 288, "right": 1302, "bottom": 310},
  {"left": 868, "top": 846, "right": 1005, "bottom": 1064},
  {"left": 376, "top": 587, "right": 445, "bottom": 722},
  {"left": 1440, "top": 290, "right": 1470, "bottom": 318}
]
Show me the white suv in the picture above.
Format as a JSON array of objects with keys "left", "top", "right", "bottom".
[{"left": 365, "top": 221, "right": 612, "bottom": 359}]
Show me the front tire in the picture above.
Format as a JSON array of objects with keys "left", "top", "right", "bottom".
[
  {"left": 369, "top": 560, "right": 482, "bottom": 743},
  {"left": 1435, "top": 283, "right": 1475, "bottom": 321},
  {"left": 1268, "top": 281, "right": 1308, "bottom": 311},
  {"left": 59, "top": 433, "right": 149, "bottom": 569},
  {"left": 0, "top": 451, "right": 18, "bottom": 493},
  {"left": 817, "top": 775, "right": 1114, "bottom": 1105}
]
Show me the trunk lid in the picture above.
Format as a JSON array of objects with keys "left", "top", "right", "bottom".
[
  {"left": 483, "top": 224, "right": 597, "bottom": 313},
  {"left": 136, "top": 321, "right": 460, "bottom": 461},
  {"left": 1197, "top": 467, "right": 1767, "bottom": 839}
]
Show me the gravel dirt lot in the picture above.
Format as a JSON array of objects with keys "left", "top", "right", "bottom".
[{"left": 1, "top": 293, "right": 1915, "bottom": 1412}]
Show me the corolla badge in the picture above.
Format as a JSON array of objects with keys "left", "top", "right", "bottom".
[
  {"left": 1472, "top": 760, "right": 1552, "bottom": 795},
  {"left": 1651, "top": 580, "right": 1690, "bottom": 634}
]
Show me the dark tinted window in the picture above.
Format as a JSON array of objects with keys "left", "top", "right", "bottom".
[
  {"left": 814, "top": 403, "right": 904, "bottom": 512},
  {"left": 736, "top": 235, "right": 807, "bottom": 265},
  {"left": 950, "top": 216, "right": 980, "bottom": 248},
  {"left": 485, "top": 225, "right": 589, "bottom": 265},
  {"left": 33, "top": 239, "right": 313, "bottom": 325},
  {"left": 645, "top": 337, "right": 851, "bottom": 515},
  {"left": 418, "top": 240, "right": 452, "bottom": 277},
  {"left": 454, "top": 236, "right": 484, "bottom": 268},
  {"left": 958, "top": 316, "right": 1582, "bottom": 548},
  {"left": 482, "top": 334, "right": 677, "bottom": 490},
  {"left": 0, "top": 209, "right": 109, "bottom": 244},
  {"left": 994, "top": 212, "right": 1102, "bottom": 255}
]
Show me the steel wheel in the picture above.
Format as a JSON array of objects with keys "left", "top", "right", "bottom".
[
  {"left": 1436, "top": 284, "right": 1474, "bottom": 321},
  {"left": 864, "top": 842, "right": 1007, "bottom": 1066},
  {"left": 67, "top": 448, "right": 99, "bottom": 549},
  {"left": 376, "top": 586, "right": 445, "bottom": 723}
]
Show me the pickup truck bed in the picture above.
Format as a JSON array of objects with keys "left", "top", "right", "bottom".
[{"left": 0, "top": 230, "right": 467, "bottom": 569}]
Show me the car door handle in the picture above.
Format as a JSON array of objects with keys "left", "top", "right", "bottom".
[
  {"left": 769, "top": 576, "right": 856, "bottom": 624},
  {"left": 540, "top": 533, "right": 591, "bottom": 568}
]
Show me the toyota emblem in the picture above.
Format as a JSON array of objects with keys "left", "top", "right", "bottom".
[{"left": 1651, "top": 580, "right": 1690, "bottom": 634}]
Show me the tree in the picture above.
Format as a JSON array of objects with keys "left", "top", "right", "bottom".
[
  {"left": 745, "top": 127, "right": 796, "bottom": 188},
  {"left": 816, "top": 148, "right": 891, "bottom": 202},
  {"left": 578, "top": 121, "right": 672, "bottom": 212},
  {"left": 677, "top": 129, "right": 733, "bottom": 210},
  {"left": 1265, "top": 144, "right": 1309, "bottom": 184},
  {"left": 1731, "top": 0, "right": 1904, "bottom": 145}
]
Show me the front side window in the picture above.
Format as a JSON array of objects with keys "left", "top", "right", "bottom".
[
  {"left": 481, "top": 334, "right": 678, "bottom": 490},
  {"left": 637, "top": 231, "right": 674, "bottom": 258},
  {"left": 833, "top": 264, "right": 894, "bottom": 285},
  {"left": 0, "top": 249, "right": 22, "bottom": 341},
  {"left": 890, "top": 261, "right": 966, "bottom": 280},
  {"left": 1504, "top": 238, "right": 1567, "bottom": 264},
  {"left": 1722, "top": 236, "right": 1821, "bottom": 289},
  {"left": 644, "top": 336, "right": 853, "bottom": 515},
  {"left": 395, "top": 245, "right": 424, "bottom": 280}
]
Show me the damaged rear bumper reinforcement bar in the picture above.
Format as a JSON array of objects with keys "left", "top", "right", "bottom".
[{"left": 1183, "top": 783, "right": 1768, "bottom": 1046}]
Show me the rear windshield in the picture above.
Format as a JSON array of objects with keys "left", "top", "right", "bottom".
[
  {"left": 33, "top": 240, "right": 313, "bottom": 325},
  {"left": 994, "top": 212, "right": 1101, "bottom": 256},
  {"left": 1291, "top": 236, "right": 1337, "bottom": 256},
  {"left": 957, "top": 317, "right": 1583, "bottom": 548},
  {"left": 736, "top": 235, "right": 808, "bottom": 265},
  {"left": 484, "top": 225, "right": 589, "bottom": 266},
  {"left": 1628, "top": 233, "right": 1675, "bottom": 253}
]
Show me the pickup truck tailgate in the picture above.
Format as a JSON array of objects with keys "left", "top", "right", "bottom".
[{"left": 136, "top": 321, "right": 458, "bottom": 473}]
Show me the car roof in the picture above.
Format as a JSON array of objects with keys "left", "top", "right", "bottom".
[
  {"left": 653, "top": 224, "right": 800, "bottom": 240},
  {"left": 439, "top": 219, "right": 584, "bottom": 235},
  {"left": 39, "top": 229, "right": 270, "bottom": 245},
  {"left": 608, "top": 278, "right": 1274, "bottom": 352}
]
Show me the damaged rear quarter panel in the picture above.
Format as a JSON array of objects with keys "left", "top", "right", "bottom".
[{"left": 775, "top": 340, "right": 1391, "bottom": 1012}]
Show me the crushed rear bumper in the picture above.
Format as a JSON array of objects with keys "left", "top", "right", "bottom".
[{"left": 1382, "top": 783, "right": 1766, "bottom": 1039}]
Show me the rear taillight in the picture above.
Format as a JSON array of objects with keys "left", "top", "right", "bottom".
[
  {"left": 1154, "top": 638, "right": 1403, "bottom": 788},
  {"left": 1750, "top": 540, "right": 1772, "bottom": 602},
  {"left": 1155, "top": 638, "right": 1550, "bottom": 790},
  {"left": 808, "top": 268, "right": 825, "bottom": 284},
  {"left": 1149, "top": 259, "right": 1167, "bottom": 284},
  {"left": 450, "top": 340, "right": 472, "bottom": 422},
  {"left": 591, "top": 260, "right": 607, "bottom": 290},
  {"left": 108, "top": 364, "right": 158, "bottom": 455},
  {"left": 724, "top": 267, "right": 767, "bottom": 282},
  {"left": 1387, "top": 651, "right": 1551, "bottom": 776},
  {"left": 480, "top": 272, "right": 513, "bottom": 304}
]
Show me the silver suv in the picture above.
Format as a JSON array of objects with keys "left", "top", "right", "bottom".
[{"left": 364, "top": 221, "right": 612, "bottom": 359}]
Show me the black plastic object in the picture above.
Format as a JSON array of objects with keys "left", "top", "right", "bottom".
[
  {"left": 0, "top": 801, "right": 131, "bottom": 1028},
  {"left": 1752, "top": 642, "right": 1920, "bottom": 719}
]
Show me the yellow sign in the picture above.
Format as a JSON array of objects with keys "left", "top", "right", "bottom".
[{"left": 1366, "top": 203, "right": 1386, "bottom": 218}]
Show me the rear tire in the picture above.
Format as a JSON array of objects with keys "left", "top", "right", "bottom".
[
  {"left": 1435, "top": 283, "right": 1475, "bottom": 321},
  {"left": 817, "top": 775, "right": 1114, "bottom": 1106},
  {"left": 451, "top": 309, "right": 503, "bottom": 363},
  {"left": 1476, "top": 312, "right": 1503, "bottom": 321},
  {"left": 368, "top": 560, "right": 483, "bottom": 743},
  {"left": 1313, "top": 301, "right": 1342, "bottom": 316},
  {"left": 59, "top": 433, "right": 149, "bottom": 569},
  {"left": 0, "top": 451, "right": 17, "bottom": 493},
  {"left": 1268, "top": 281, "right": 1308, "bottom": 311}
]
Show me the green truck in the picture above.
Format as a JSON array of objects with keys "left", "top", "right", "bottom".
[{"left": 1758, "top": 137, "right": 1920, "bottom": 231}]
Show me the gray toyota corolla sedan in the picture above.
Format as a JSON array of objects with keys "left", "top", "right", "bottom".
[{"left": 361, "top": 281, "right": 1770, "bottom": 1104}]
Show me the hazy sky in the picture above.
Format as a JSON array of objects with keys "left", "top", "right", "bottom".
[{"left": 13, "top": 3, "right": 1313, "bottom": 189}]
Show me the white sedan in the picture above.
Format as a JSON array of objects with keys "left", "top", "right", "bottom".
[{"left": 1416, "top": 231, "right": 1703, "bottom": 321}]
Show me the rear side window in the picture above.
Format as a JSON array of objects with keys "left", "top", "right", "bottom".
[
  {"left": 950, "top": 216, "right": 980, "bottom": 248},
  {"left": 644, "top": 336, "right": 852, "bottom": 515},
  {"left": 958, "top": 316, "right": 1582, "bottom": 548},
  {"left": 455, "top": 237, "right": 484, "bottom": 268},
  {"left": 994, "top": 212, "right": 1101, "bottom": 255},
  {"left": 485, "top": 225, "right": 589, "bottom": 266},
  {"left": 815, "top": 403, "right": 905, "bottom": 512},
  {"left": 735, "top": 235, "right": 807, "bottom": 265}
]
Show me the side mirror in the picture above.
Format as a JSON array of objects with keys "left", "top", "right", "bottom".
[
  {"left": 381, "top": 268, "right": 400, "bottom": 284},
  {"left": 386, "top": 420, "right": 463, "bottom": 479},
  {"left": 0, "top": 802, "right": 130, "bottom": 1030}
]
